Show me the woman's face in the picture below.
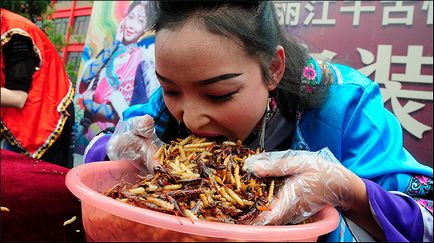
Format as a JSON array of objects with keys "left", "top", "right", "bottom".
[
  {"left": 155, "top": 21, "right": 274, "bottom": 142},
  {"left": 123, "top": 4, "right": 146, "bottom": 45}
]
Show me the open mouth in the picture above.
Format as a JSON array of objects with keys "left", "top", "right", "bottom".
[
  {"left": 205, "top": 135, "right": 230, "bottom": 143},
  {"left": 125, "top": 30, "right": 135, "bottom": 37},
  {"left": 186, "top": 129, "right": 230, "bottom": 143}
]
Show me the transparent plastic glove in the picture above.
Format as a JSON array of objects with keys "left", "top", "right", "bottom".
[
  {"left": 243, "top": 148, "right": 356, "bottom": 225},
  {"left": 106, "top": 114, "right": 163, "bottom": 173}
]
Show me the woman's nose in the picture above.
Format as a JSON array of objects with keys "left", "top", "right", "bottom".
[{"left": 181, "top": 103, "right": 211, "bottom": 132}]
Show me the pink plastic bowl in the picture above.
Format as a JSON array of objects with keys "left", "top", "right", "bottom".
[{"left": 66, "top": 160, "right": 340, "bottom": 242}]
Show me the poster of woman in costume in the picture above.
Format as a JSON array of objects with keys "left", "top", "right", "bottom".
[{"left": 74, "top": 1, "right": 159, "bottom": 154}]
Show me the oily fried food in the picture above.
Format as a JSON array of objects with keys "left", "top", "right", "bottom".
[{"left": 104, "top": 135, "right": 284, "bottom": 224}]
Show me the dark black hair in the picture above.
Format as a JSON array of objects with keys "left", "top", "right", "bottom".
[
  {"left": 127, "top": 1, "right": 155, "bottom": 30},
  {"left": 150, "top": 1, "right": 331, "bottom": 140},
  {"left": 127, "top": 1, "right": 142, "bottom": 13}
]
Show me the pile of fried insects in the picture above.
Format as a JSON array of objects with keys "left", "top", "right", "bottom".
[{"left": 104, "top": 135, "right": 285, "bottom": 224}]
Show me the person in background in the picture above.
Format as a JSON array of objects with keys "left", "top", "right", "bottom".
[
  {"left": 1, "top": 8, "right": 75, "bottom": 168},
  {"left": 86, "top": 2, "right": 432, "bottom": 242}
]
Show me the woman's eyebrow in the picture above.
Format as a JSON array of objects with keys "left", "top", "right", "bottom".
[{"left": 155, "top": 71, "right": 242, "bottom": 86}]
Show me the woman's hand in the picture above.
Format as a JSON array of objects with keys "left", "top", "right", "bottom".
[
  {"left": 106, "top": 114, "right": 163, "bottom": 173},
  {"left": 115, "top": 19, "right": 126, "bottom": 43},
  {"left": 243, "top": 148, "right": 359, "bottom": 225}
]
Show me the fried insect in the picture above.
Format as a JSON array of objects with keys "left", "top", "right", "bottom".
[{"left": 104, "top": 135, "right": 286, "bottom": 224}]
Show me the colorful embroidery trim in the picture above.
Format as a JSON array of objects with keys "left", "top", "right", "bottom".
[
  {"left": 301, "top": 58, "right": 318, "bottom": 94},
  {"left": 300, "top": 56, "right": 335, "bottom": 94},
  {"left": 414, "top": 198, "right": 433, "bottom": 214},
  {"left": 406, "top": 175, "right": 433, "bottom": 197}
]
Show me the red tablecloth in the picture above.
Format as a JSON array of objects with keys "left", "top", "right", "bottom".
[{"left": 1, "top": 149, "right": 85, "bottom": 241}]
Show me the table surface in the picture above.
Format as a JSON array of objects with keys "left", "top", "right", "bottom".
[{"left": 1, "top": 149, "right": 86, "bottom": 241}]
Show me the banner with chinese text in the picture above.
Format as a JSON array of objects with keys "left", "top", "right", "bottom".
[{"left": 276, "top": 1, "right": 432, "bottom": 166}]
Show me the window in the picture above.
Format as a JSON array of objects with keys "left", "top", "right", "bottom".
[
  {"left": 35, "top": 20, "right": 43, "bottom": 29},
  {"left": 66, "top": 51, "right": 83, "bottom": 85},
  {"left": 72, "top": 16, "right": 90, "bottom": 35},
  {"left": 54, "top": 1, "right": 73, "bottom": 9},
  {"left": 53, "top": 18, "right": 69, "bottom": 36},
  {"left": 66, "top": 52, "right": 82, "bottom": 71}
]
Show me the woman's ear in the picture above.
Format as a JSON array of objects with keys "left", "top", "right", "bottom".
[{"left": 267, "top": 45, "right": 285, "bottom": 91}]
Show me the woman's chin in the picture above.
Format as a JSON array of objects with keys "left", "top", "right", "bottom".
[{"left": 123, "top": 38, "right": 138, "bottom": 45}]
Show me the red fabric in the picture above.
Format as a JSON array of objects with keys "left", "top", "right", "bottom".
[
  {"left": 1, "top": 9, "right": 74, "bottom": 159},
  {"left": 0, "top": 149, "right": 85, "bottom": 241}
]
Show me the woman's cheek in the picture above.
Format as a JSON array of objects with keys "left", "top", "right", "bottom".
[{"left": 164, "top": 98, "right": 181, "bottom": 120}]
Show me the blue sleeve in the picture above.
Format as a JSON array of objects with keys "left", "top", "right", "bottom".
[
  {"left": 123, "top": 87, "right": 164, "bottom": 120},
  {"left": 335, "top": 66, "right": 432, "bottom": 191},
  {"left": 301, "top": 64, "right": 432, "bottom": 192}
]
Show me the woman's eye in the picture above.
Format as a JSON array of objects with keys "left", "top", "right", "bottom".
[
  {"left": 207, "top": 88, "right": 240, "bottom": 102},
  {"left": 162, "top": 90, "right": 179, "bottom": 98}
]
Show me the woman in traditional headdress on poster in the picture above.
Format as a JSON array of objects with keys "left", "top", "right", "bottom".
[{"left": 78, "top": 1, "right": 158, "bottom": 139}]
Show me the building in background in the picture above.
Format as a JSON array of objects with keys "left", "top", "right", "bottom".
[{"left": 51, "top": 0, "right": 93, "bottom": 84}]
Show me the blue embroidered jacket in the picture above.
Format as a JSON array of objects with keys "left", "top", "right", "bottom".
[{"left": 119, "top": 60, "right": 433, "bottom": 241}]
